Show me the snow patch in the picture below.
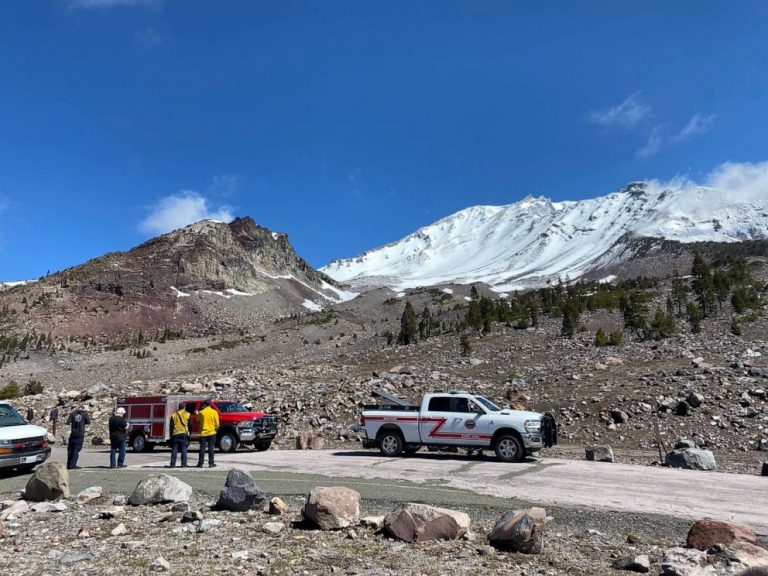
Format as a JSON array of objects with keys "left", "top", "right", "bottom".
[
  {"left": 225, "top": 288, "right": 254, "bottom": 296},
  {"left": 599, "top": 275, "right": 617, "bottom": 284},
  {"left": 441, "top": 288, "right": 453, "bottom": 294},
  {"left": 396, "top": 292, "right": 406, "bottom": 298},
  {"left": 302, "top": 299, "right": 323, "bottom": 312},
  {"left": 320, "top": 281, "right": 358, "bottom": 303},
  {"left": 171, "top": 286, "right": 190, "bottom": 297}
]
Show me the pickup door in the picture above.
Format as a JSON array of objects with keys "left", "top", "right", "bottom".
[{"left": 420, "top": 396, "right": 491, "bottom": 446}]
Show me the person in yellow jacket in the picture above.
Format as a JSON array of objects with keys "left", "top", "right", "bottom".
[
  {"left": 169, "top": 403, "right": 191, "bottom": 468},
  {"left": 196, "top": 399, "right": 220, "bottom": 468}
]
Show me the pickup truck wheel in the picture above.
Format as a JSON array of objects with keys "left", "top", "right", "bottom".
[
  {"left": 218, "top": 432, "right": 238, "bottom": 453},
  {"left": 494, "top": 434, "right": 524, "bottom": 463},
  {"left": 378, "top": 431, "right": 404, "bottom": 457},
  {"left": 254, "top": 441, "right": 272, "bottom": 451},
  {"left": 404, "top": 446, "right": 420, "bottom": 456}
]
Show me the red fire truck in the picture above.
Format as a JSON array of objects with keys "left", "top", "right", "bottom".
[{"left": 115, "top": 395, "right": 278, "bottom": 453}]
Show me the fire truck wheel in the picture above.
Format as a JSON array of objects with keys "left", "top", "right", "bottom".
[
  {"left": 378, "top": 430, "right": 404, "bottom": 457},
  {"left": 131, "top": 433, "right": 153, "bottom": 453},
  {"left": 493, "top": 434, "right": 524, "bottom": 463},
  {"left": 218, "top": 432, "right": 238, "bottom": 453}
]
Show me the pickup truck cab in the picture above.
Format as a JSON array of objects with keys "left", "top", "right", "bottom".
[
  {"left": 0, "top": 402, "right": 51, "bottom": 472},
  {"left": 356, "top": 390, "right": 556, "bottom": 462}
]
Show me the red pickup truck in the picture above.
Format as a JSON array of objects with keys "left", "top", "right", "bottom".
[{"left": 115, "top": 395, "right": 278, "bottom": 453}]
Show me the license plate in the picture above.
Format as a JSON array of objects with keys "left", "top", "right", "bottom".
[{"left": 21, "top": 455, "right": 42, "bottom": 464}]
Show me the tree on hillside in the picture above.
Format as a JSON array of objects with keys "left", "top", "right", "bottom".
[
  {"left": 671, "top": 271, "right": 689, "bottom": 316},
  {"left": 397, "top": 301, "right": 418, "bottom": 345},
  {"left": 418, "top": 305, "right": 433, "bottom": 340},
  {"left": 561, "top": 298, "right": 581, "bottom": 338},
  {"left": 691, "top": 251, "right": 716, "bottom": 317}
]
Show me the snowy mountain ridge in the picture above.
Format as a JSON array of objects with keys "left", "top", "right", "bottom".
[{"left": 322, "top": 180, "right": 768, "bottom": 292}]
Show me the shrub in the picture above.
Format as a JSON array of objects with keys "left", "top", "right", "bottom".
[
  {"left": 460, "top": 335, "right": 472, "bottom": 357},
  {"left": 609, "top": 330, "right": 624, "bottom": 346},
  {"left": 23, "top": 379, "right": 43, "bottom": 396},
  {"left": 594, "top": 328, "right": 609, "bottom": 347},
  {"left": 0, "top": 381, "right": 21, "bottom": 400},
  {"left": 731, "top": 318, "right": 742, "bottom": 336}
]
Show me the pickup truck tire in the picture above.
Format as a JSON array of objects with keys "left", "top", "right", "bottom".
[
  {"left": 404, "top": 446, "right": 420, "bottom": 456},
  {"left": 217, "top": 432, "right": 238, "bottom": 453},
  {"left": 254, "top": 441, "right": 272, "bottom": 451},
  {"left": 378, "top": 430, "right": 404, "bottom": 457},
  {"left": 494, "top": 434, "right": 524, "bottom": 463}
]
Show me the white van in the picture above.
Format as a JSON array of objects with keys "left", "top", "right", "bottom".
[{"left": 0, "top": 402, "right": 51, "bottom": 472}]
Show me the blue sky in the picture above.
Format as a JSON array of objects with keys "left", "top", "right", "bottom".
[{"left": 1, "top": 1, "right": 768, "bottom": 279}]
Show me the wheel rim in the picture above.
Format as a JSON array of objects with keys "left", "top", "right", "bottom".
[
  {"left": 134, "top": 435, "right": 145, "bottom": 452},
  {"left": 498, "top": 438, "right": 519, "bottom": 460},
  {"left": 382, "top": 435, "right": 400, "bottom": 455},
  {"left": 220, "top": 435, "right": 234, "bottom": 452}
]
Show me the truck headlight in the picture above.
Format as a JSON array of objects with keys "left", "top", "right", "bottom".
[
  {"left": 237, "top": 421, "right": 253, "bottom": 429},
  {"left": 524, "top": 419, "right": 542, "bottom": 432}
]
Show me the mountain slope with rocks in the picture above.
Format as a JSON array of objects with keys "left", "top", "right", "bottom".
[
  {"left": 0, "top": 217, "right": 354, "bottom": 339},
  {"left": 322, "top": 181, "right": 768, "bottom": 291}
]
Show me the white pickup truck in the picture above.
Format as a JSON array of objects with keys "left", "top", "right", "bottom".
[{"left": 355, "top": 390, "right": 557, "bottom": 462}]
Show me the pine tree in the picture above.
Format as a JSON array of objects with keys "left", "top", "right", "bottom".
[
  {"left": 671, "top": 273, "right": 689, "bottom": 316},
  {"left": 561, "top": 298, "right": 581, "bottom": 338},
  {"left": 686, "top": 301, "right": 702, "bottom": 334},
  {"left": 460, "top": 334, "right": 472, "bottom": 357},
  {"left": 594, "top": 328, "right": 609, "bottom": 347},
  {"left": 731, "top": 317, "right": 742, "bottom": 336},
  {"left": 418, "top": 305, "right": 433, "bottom": 340},
  {"left": 691, "top": 251, "right": 716, "bottom": 317},
  {"left": 397, "top": 301, "right": 418, "bottom": 345},
  {"left": 712, "top": 269, "right": 731, "bottom": 311},
  {"left": 649, "top": 307, "right": 677, "bottom": 341}
]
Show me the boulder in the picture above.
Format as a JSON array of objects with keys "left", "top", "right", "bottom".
[
  {"left": 676, "top": 401, "right": 692, "bottom": 416},
  {"left": 383, "top": 503, "right": 470, "bottom": 543},
  {"left": 302, "top": 486, "right": 360, "bottom": 530},
  {"left": 665, "top": 448, "right": 717, "bottom": 471},
  {"left": 488, "top": 507, "right": 547, "bottom": 554},
  {"left": 762, "top": 462, "right": 768, "bottom": 477},
  {"left": 31, "top": 502, "right": 67, "bottom": 513},
  {"left": 0, "top": 499, "right": 30, "bottom": 521},
  {"left": 585, "top": 446, "right": 614, "bottom": 463},
  {"left": 269, "top": 496, "right": 288, "bottom": 515},
  {"left": 128, "top": 474, "right": 192, "bottom": 506},
  {"left": 686, "top": 392, "right": 704, "bottom": 409},
  {"left": 604, "top": 356, "right": 624, "bottom": 367},
  {"left": 610, "top": 410, "right": 630, "bottom": 424},
  {"left": 726, "top": 541, "right": 768, "bottom": 570},
  {"left": 310, "top": 436, "right": 326, "bottom": 450},
  {"left": 661, "top": 547, "right": 707, "bottom": 575},
  {"left": 613, "top": 555, "right": 651, "bottom": 573},
  {"left": 216, "top": 468, "right": 267, "bottom": 512},
  {"left": 25, "top": 462, "right": 70, "bottom": 501},
  {"left": 262, "top": 521, "right": 285, "bottom": 535},
  {"left": 76, "top": 486, "right": 102, "bottom": 504},
  {"left": 686, "top": 519, "right": 758, "bottom": 551},
  {"left": 296, "top": 431, "right": 313, "bottom": 450}
]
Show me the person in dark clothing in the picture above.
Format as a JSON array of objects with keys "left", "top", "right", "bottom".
[
  {"left": 50, "top": 406, "right": 59, "bottom": 437},
  {"left": 26, "top": 406, "right": 34, "bottom": 422},
  {"left": 66, "top": 406, "right": 91, "bottom": 470},
  {"left": 108, "top": 407, "right": 129, "bottom": 468}
]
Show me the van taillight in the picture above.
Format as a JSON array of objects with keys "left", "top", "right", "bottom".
[{"left": 360, "top": 415, "right": 366, "bottom": 426}]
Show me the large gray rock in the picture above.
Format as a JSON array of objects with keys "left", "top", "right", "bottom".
[
  {"left": 302, "top": 486, "right": 360, "bottom": 530},
  {"left": 128, "top": 474, "right": 192, "bottom": 506},
  {"left": 383, "top": 503, "right": 470, "bottom": 543},
  {"left": 661, "top": 547, "right": 707, "bottom": 575},
  {"left": 25, "top": 462, "right": 70, "bottom": 501},
  {"left": 585, "top": 446, "right": 614, "bottom": 463},
  {"left": 665, "top": 448, "right": 717, "bottom": 471},
  {"left": 613, "top": 555, "right": 650, "bottom": 573},
  {"left": 489, "top": 507, "right": 547, "bottom": 554},
  {"left": 215, "top": 468, "right": 267, "bottom": 512}
]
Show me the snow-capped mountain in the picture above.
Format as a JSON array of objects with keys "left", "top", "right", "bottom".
[{"left": 322, "top": 181, "right": 768, "bottom": 291}]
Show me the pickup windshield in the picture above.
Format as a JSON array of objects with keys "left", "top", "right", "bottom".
[
  {"left": 474, "top": 396, "right": 502, "bottom": 412},
  {"left": 0, "top": 404, "right": 26, "bottom": 427},
  {"left": 215, "top": 401, "right": 249, "bottom": 413}
]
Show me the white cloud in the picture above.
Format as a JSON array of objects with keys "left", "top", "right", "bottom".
[
  {"left": 587, "top": 92, "right": 652, "bottom": 130},
  {"left": 673, "top": 113, "right": 716, "bottom": 142},
  {"left": 72, "top": 0, "right": 158, "bottom": 7},
  {"left": 208, "top": 174, "right": 241, "bottom": 197},
  {"left": 136, "top": 27, "right": 161, "bottom": 48},
  {"left": 636, "top": 126, "right": 663, "bottom": 158},
  {"left": 139, "top": 191, "right": 234, "bottom": 236},
  {"left": 702, "top": 160, "right": 768, "bottom": 201}
]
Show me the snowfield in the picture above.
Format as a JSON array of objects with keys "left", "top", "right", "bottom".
[{"left": 322, "top": 178, "right": 768, "bottom": 291}]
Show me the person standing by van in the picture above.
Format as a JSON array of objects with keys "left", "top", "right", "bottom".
[
  {"left": 66, "top": 405, "right": 90, "bottom": 470},
  {"left": 196, "top": 399, "right": 219, "bottom": 468},
  {"left": 169, "top": 403, "right": 191, "bottom": 468}
]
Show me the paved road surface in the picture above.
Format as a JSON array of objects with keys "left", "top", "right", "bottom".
[{"left": 4, "top": 446, "right": 766, "bottom": 535}]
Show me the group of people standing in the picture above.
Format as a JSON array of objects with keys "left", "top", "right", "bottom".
[{"left": 54, "top": 399, "right": 221, "bottom": 470}]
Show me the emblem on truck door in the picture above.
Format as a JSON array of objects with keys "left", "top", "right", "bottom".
[{"left": 464, "top": 420, "right": 477, "bottom": 429}]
